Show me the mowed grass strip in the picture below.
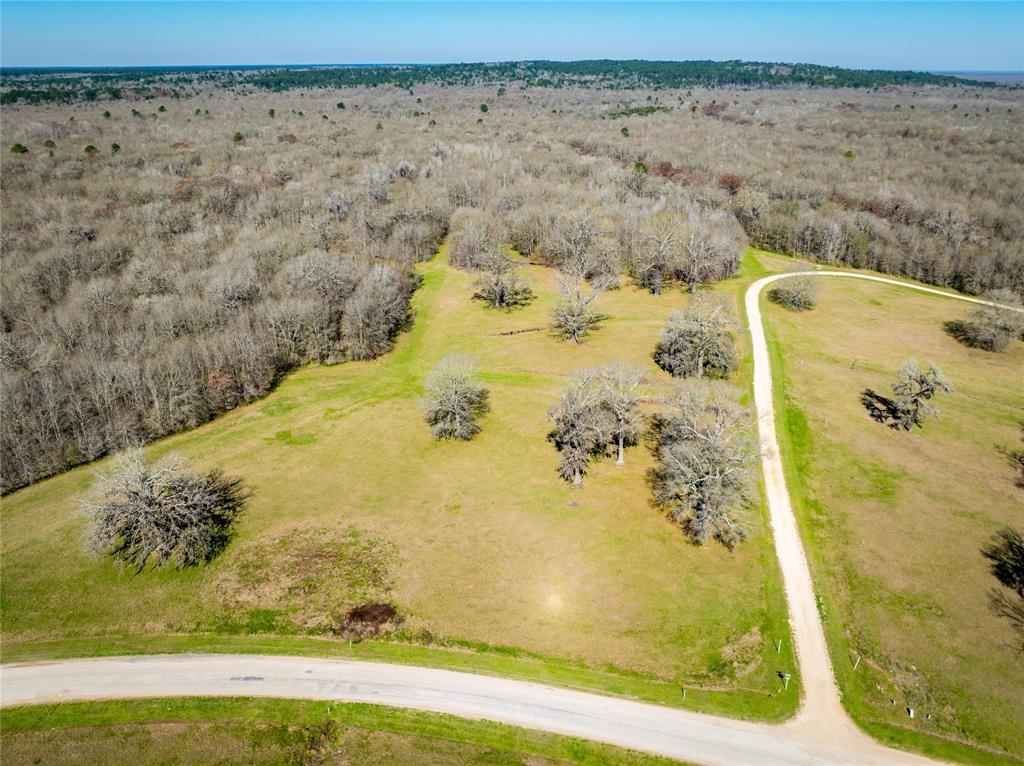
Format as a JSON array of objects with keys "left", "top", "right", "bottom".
[
  {"left": 0, "top": 698, "right": 688, "bottom": 766},
  {"left": 1, "top": 248, "right": 796, "bottom": 717},
  {"left": 764, "top": 274, "right": 1024, "bottom": 762}
]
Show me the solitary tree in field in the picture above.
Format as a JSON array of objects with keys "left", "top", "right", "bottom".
[
  {"left": 891, "top": 361, "right": 953, "bottom": 430},
  {"left": 548, "top": 372, "right": 612, "bottom": 486},
  {"left": 981, "top": 527, "right": 1024, "bottom": 653},
  {"left": 420, "top": 356, "right": 490, "bottom": 440},
  {"left": 473, "top": 259, "right": 533, "bottom": 310},
  {"left": 652, "top": 385, "right": 755, "bottom": 549},
  {"left": 768, "top": 273, "right": 819, "bottom": 311},
  {"left": 654, "top": 296, "right": 737, "bottom": 379},
  {"left": 551, "top": 276, "right": 605, "bottom": 343},
  {"left": 595, "top": 361, "right": 646, "bottom": 465},
  {"left": 862, "top": 361, "right": 952, "bottom": 430},
  {"left": 84, "top": 450, "right": 247, "bottom": 570},
  {"left": 946, "top": 289, "right": 1024, "bottom": 352}
]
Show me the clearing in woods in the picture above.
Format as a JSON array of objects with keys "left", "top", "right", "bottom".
[{"left": 0, "top": 247, "right": 797, "bottom": 720}]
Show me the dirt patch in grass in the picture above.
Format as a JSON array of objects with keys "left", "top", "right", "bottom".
[{"left": 209, "top": 526, "right": 398, "bottom": 634}]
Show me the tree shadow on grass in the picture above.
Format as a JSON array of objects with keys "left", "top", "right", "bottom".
[{"left": 860, "top": 389, "right": 904, "bottom": 430}]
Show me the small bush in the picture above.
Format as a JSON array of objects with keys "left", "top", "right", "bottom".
[
  {"left": 84, "top": 144, "right": 98, "bottom": 154},
  {"left": 232, "top": 131, "right": 243, "bottom": 143},
  {"left": 110, "top": 143, "right": 121, "bottom": 155},
  {"left": 9, "top": 143, "right": 28, "bottom": 154},
  {"left": 42, "top": 139, "right": 56, "bottom": 149},
  {"left": 768, "top": 274, "right": 818, "bottom": 310}
]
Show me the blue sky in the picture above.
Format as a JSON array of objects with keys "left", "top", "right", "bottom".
[{"left": 1, "top": 2, "right": 1022, "bottom": 71}]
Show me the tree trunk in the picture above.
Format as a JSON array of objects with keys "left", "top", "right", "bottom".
[
  {"left": 616, "top": 434, "right": 625, "bottom": 465},
  {"left": 573, "top": 468, "right": 582, "bottom": 486}
]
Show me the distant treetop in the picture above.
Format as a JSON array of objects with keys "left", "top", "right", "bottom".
[{"left": 0, "top": 59, "right": 996, "bottom": 104}]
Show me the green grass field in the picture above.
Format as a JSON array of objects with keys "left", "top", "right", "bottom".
[
  {"left": 0, "top": 247, "right": 799, "bottom": 721},
  {"left": 763, "top": 272, "right": 1024, "bottom": 763},
  {"left": 0, "top": 698, "right": 687, "bottom": 766}
]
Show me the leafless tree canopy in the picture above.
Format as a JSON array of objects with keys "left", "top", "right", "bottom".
[
  {"left": 547, "top": 362, "right": 646, "bottom": 483},
  {"left": 551, "top": 276, "right": 606, "bottom": 343},
  {"left": 548, "top": 370, "right": 613, "bottom": 486},
  {"left": 2, "top": 77, "right": 1021, "bottom": 492},
  {"left": 83, "top": 449, "right": 246, "bottom": 570},
  {"left": 654, "top": 295, "right": 738, "bottom": 379},
  {"left": 651, "top": 384, "right": 756, "bottom": 549},
  {"left": 420, "top": 355, "right": 490, "bottom": 440}
]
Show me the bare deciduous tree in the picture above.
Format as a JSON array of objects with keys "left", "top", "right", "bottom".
[
  {"left": 420, "top": 355, "right": 489, "bottom": 440},
  {"left": 473, "top": 261, "right": 534, "bottom": 310},
  {"left": 342, "top": 265, "right": 410, "bottom": 360},
  {"left": 654, "top": 296, "right": 738, "bottom": 379},
  {"left": 632, "top": 219, "right": 683, "bottom": 295},
  {"left": 946, "top": 289, "right": 1024, "bottom": 352},
  {"left": 652, "top": 385, "right": 755, "bottom": 549},
  {"left": 595, "top": 361, "right": 646, "bottom": 465},
  {"left": 83, "top": 449, "right": 246, "bottom": 570},
  {"left": 684, "top": 226, "right": 735, "bottom": 292},
  {"left": 548, "top": 371, "right": 612, "bottom": 486},
  {"left": 551, "top": 276, "right": 605, "bottom": 343},
  {"left": 324, "top": 191, "right": 352, "bottom": 222}
]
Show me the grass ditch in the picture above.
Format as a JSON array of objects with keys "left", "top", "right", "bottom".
[{"left": 1, "top": 697, "right": 690, "bottom": 766}]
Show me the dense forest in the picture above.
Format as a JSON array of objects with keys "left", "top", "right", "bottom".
[
  {"left": 1, "top": 75, "right": 1021, "bottom": 491},
  {"left": 0, "top": 59, "right": 998, "bottom": 104}
]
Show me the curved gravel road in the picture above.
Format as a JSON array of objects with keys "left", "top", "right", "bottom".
[{"left": 5, "top": 271, "right": 1013, "bottom": 765}]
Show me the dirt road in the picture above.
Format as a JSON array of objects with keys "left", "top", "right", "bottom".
[{"left": 5, "top": 270, "right": 1006, "bottom": 764}]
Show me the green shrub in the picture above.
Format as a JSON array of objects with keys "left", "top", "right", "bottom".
[
  {"left": 232, "top": 131, "right": 243, "bottom": 143},
  {"left": 9, "top": 143, "right": 28, "bottom": 154},
  {"left": 110, "top": 143, "right": 121, "bottom": 155},
  {"left": 84, "top": 144, "right": 98, "bottom": 154}
]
